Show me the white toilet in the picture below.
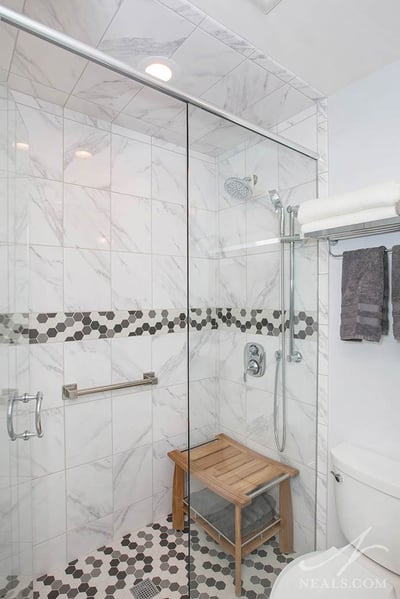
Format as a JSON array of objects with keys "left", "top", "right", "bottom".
[{"left": 271, "top": 443, "right": 400, "bottom": 598}]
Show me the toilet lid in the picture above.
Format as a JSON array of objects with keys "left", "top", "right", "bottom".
[{"left": 271, "top": 548, "right": 397, "bottom": 599}]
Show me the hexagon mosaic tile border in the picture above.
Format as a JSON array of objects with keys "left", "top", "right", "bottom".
[
  {"left": 26, "top": 516, "right": 294, "bottom": 599},
  {"left": 0, "top": 308, "right": 317, "bottom": 344}
]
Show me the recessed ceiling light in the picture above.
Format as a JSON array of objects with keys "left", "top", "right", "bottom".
[
  {"left": 145, "top": 62, "right": 173, "bottom": 82},
  {"left": 15, "top": 142, "right": 29, "bottom": 151},
  {"left": 75, "top": 149, "right": 92, "bottom": 159}
]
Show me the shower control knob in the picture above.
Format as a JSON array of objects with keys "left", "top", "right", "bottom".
[
  {"left": 247, "top": 360, "right": 260, "bottom": 375},
  {"left": 248, "top": 344, "right": 259, "bottom": 356}
]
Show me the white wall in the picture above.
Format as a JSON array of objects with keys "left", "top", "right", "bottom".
[{"left": 327, "top": 59, "right": 400, "bottom": 546}]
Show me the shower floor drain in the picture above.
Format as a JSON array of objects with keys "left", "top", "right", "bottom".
[{"left": 130, "top": 579, "right": 160, "bottom": 599}]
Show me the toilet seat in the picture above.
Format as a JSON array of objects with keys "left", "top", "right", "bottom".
[{"left": 270, "top": 546, "right": 398, "bottom": 598}]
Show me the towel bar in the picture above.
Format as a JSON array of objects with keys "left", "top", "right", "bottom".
[{"left": 62, "top": 371, "right": 158, "bottom": 400}]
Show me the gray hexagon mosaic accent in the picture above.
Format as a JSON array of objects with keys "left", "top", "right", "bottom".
[{"left": 29, "top": 516, "right": 295, "bottom": 599}]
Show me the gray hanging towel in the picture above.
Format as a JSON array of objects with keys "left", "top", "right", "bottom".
[
  {"left": 392, "top": 245, "right": 400, "bottom": 341},
  {"left": 340, "top": 246, "right": 388, "bottom": 342}
]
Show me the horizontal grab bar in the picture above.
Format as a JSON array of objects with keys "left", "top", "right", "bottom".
[{"left": 62, "top": 371, "right": 158, "bottom": 400}]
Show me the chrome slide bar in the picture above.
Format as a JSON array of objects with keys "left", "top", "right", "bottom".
[{"left": 62, "top": 372, "right": 158, "bottom": 400}]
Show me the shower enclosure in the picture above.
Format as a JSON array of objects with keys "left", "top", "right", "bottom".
[{"left": 0, "top": 7, "right": 319, "bottom": 598}]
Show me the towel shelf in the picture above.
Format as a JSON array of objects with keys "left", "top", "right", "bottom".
[{"left": 303, "top": 216, "right": 400, "bottom": 242}]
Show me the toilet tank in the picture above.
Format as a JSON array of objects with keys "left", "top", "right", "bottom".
[{"left": 331, "top": 443, "right": 400, "bottom": 575}]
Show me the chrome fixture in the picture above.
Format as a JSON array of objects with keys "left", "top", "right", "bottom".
[
  {"left": 0, "top": 6, "right": 318, "bottom": 162},
  {"left": 63, "top": 371, "right": 158, "bottom": 400},
  {"left": 330, "top": 470, "right": 343, "bottom": 483},
  {"left": 270, "top": 191, "right": 287, "bottom": 452},
  {"left": 243, "top": 342, "right": 266, "bottom": 382},
  {"left": 287, "top": 205, "right": 302, "bottom": 363},
  {"left": 7, "top": 391, "right": 44, "bottom": 441},
  {"left": 224, "top": 175, "right": 258, "bottom": 201}
]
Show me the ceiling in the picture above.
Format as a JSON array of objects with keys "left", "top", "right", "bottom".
[
  {"left": 0, "top": 0, "right": 320, "bottom": 155},
  {"left": 190, "top": 0, "right": 400, "bottom": 95}
]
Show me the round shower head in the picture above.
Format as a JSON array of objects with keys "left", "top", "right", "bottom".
[{"left": 224, "top": 175, "right": 258, "bottom": 201}]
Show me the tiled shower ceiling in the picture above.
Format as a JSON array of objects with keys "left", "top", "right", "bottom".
[{"left": 0, "top": 0, "right": 322, "bottom": 154}]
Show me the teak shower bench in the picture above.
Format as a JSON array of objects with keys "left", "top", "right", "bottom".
[{"left": 168, "top": 434, "right": 298, "bottom": 596}]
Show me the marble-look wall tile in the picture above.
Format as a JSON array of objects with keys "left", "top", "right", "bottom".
[
  {"left": 278, "top": 144, "right": 316, "bottom": 190},
  {"left": 318, "top": 324, "right": 328, "bottom": 376},
  {"left": 189, "top": 207, "right": 217, "bottom": 258},
  {"left": 111, "top": 336, "right": 152, "bottom": 389},
  {"left": 152, "top": 333, "right": 187, "bottom": 388},
  {"left": 65, "top": 399, "right": 112, "bottom": 468},
  {"left": 246, "top": 251, "right": 280, "bottom": 309},
  {"left": 219, "top": 379, "right": 246, "bottom": 437},
  {"left": 64, "top": 339, "right": 111, "bottom": 403},
  {"left": 15, "top": 104, "right": 63, "bottom": 180},
  {"left": 111, "top": 252, "right": 151, "bottom": 310},
  {"left": 111, "top": 134, "right": 151, "bottom": 197},
  {"left": 29, "top": 245, "right": 63, "bottom": 312},
  {"left": 33, "top": 534, "right": 67, "bottom": 578},
  {"left": 64, "top": 119, "right": 110, "bottom": 189},
  {"left": 285, "top": 399, "right": 317, "bottom": 467},
  {"left": 66, "top": 515, "right": 112, "bottom": 563},
  {"left": 218, "top": 256, "right": 246, "bottom": 308},
  {"left": 317, "top": 373, "right": 328, "bottom": 425},
  {"left": 218, "top": 330, "right": 244, "bottom": 385},
  {"left": 113, "top": 498, "right": 153, "bottom": 541},
  {"left": 318, "top": 272, "right": 328, "bottom": 325},
  {"left": 112, "top": 391, "right": 152, "bottom": 454},
  {"left": 189, "top": 157, "right": 217, "bottom": 211},
  {"left": 111, "top": 192, "right": 151, "bottom": 253},
  {"left": 113, "top": 444, "right": 152, "bottom": 511},
  {"left": 189, "top": 258, "right": 217, "bottom": 307},
  {"left": 16, "top": 177, "right": 63, "bottom": 247},
  {"left": 30, "top": 343, "right": 63, "bottom": 410},
  {"left": 152, "top": 255, "right": 186, "bottom": 309},
  {"left": 152, "top": 200, "right": 186, "bottom": 256},
  {"left": 189, "top": 378, "right": 218, "bottom": 432},
  {"left": 153, "top": 384, "right": 187, "bottom": 442},
  {"left": 66, "top": 458, "right": 113, "bottom": 530},
  {"left": 285, "top": 341, "right": 317, "bottom": 406},
  {"left": 188, "top": 329, "right": 217, "bottom": 381},
  {"left": 219, "top": 204, "right": 246, "bottom": 257},
  {"left": 31, "top": 407, "right": 65, "bottom": 478},
  {"left": 64, "top": 184, "right": 110, "bottom": 249},
  {"left": 64, "top": 248, "right": 111, "bottom": 311},
  {"left": 32, "top": 471, "right": 66, "bottom": 545},
  {"left": 152, "top": 145, "right": 186, "bottom": 206}
]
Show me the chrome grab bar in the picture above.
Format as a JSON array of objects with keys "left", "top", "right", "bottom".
[
  {"left": 7, "top": 391, "right": 44, "bottom": 441},
  {"left": 62, "top": 371, "right": 158, "bottom": 400}
]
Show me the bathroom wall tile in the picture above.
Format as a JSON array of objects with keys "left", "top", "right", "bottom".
[
  {"left": 113, "top": 444, "right": 152, "bottom": 511},
  {"left": 123, "top": 86, "right": 185, "bottom": 133},
  {"left": 151, "top": 145, "right": 186, "bottom": 206},
  {"left": 188, "top": 329, "right": 218, "bottom": 381},
  {"left": 152, "top": 255, "right": 186, "bottom": 309},
  {"left": 246, "top": 387, "right": 274, "bottom": 448},
  {"left": 111, "top": 336, "right": 152, "bottom": 389},
  {"left": 113, "top": 497, "right": 153, "bottom": 541},
  {"left": 318, "top": 272, "right": 328, "bottom": 325},
  {"left": 199, "top": 16, "right": 255, "bottom": 56},
  {"left": 31, "top": 407, "right": 65, "bottom": 478},
  {"left": 189, "top": 157, "right": 217, "bottom": 211},
  {"left": 317, "top": 423, "right": 328, "bottom": 475},
  {"left": 111, "top": 252, "right": 151, "bottom": 310},
  {"left": 112, "top": 391, "right": 152, "bottom": 454},
  {"left": 64, "top": 248, "right": 111, "bottom": 311},
  {"left": 64, "top": 184, "right": 110, "bottom": 249},
  {"left": 153, "top": 383, "right": 187, "bottom": 442},
  {"left": 65, "top": 399, "right": 112, "bottom": 468},
  {"left": 318, "top": 324, "right": 328, "bottom": 376},
  {"left": 218, "top": 256, "right": 246, "bottom": 308},
  {"left": 64, "top": 119, "right": 111, "bottom": 189},
  {"left": 189, "top": 258, "right": 217, "bottom": 307},
  {"left": 189, "top": 378, "right": 218, "bottom": 432},
  {"left": 32, "top": 471, "right": 66, "bottom": 545},
  {"left": 218, "top": 330, "right": 244, "bottom": 385},
  {"left": 152, "top": 488, "right": 172, "bottom": 523},
  {"left": 64, "top": 339, "right": 111, "bottom": 403},
  {"left": 246, "top": 251, "right": 280, "bottom": 309},
  {"left": 153, "top": 434, "right": 187, "bottom": 499},
  {"left": 219, "top": 379, "right": 246, "bottom": 437},
  {"left": 285, "top": 399, "right": 317, "bottom": 467},
  {"left": 293, "top": 521, "right": 314, "bottom": 554},
  {"left": 111, "top": 134, "right": 151, "bottom": 197},
  {"left": 285, "top": 341, "right": 317, "bottom": 406},
  {"left": 33, "top": 534, "right": 67, "bottom": 578},
  {"left": 246, "top": 197, "right": 280, "bottom": 255},
  {"left": 16, "top": 177, "right": 63, "bottom": 246},
  {"left": 278, "top": 144, "right": 316, "bottom": 190},
  {"left": 293, "top": 243, "right": 318, "bottom": 312},
  {"left": 30, "top": 245, "right": 63, "bottom": 312},
  {"left": 152, "top": 333, "right": 187, "bottom": 388},
  {"left": 317, "top": 373, "right": 328, "bottom": 425},
  {"left": 66, "top": 458, "right": 113, "bottom": 530},
  {"left": 111, "top": 192, "right": 151, "bottom": 253},
  {"left": 189, "top": 207, "right": 217, "bottom": 258},
  {"left": 15, "top": 103, "right": 63, "bottom": 180},
  {"left": 99, "top": 0, "right": 194, "bottom": 66},
  {"left": 219, "top": 204, "right": 246, "bottom": 257},
  {"left": 67, "top": 515, "right": 113, "bottom": 563},
  {"left": 152, "top": 200, "right": 186, "bottom": 256},
  {"left": 30, "top": 343, "right": 63, "bottom": 410},
  {"left": 0, "top": 245, "right": 8, "bottom": 313}
]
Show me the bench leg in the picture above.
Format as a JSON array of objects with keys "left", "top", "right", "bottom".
[
  {"left": 279, "top": 478, "right": 293, "bottom": 553},
  {"left": 234, "top": 505, "right": 242, "bottom": 596},
  {"left": 172, "top": 465, "right": 185, "bottom": 530}
]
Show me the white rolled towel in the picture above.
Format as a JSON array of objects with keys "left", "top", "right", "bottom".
[
  {"left": 297, "top": 181, "right": 400, "bottom": 225},
  {"left": 301, "top": 205, "right": 398, "bottom": 234}
]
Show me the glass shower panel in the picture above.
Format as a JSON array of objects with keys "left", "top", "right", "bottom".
[
  {"left": 0, "top": 83, "right": 33, "bottom": 598},
  {"left": 188, "top": 106, "right": 318, "bottom": 596}
]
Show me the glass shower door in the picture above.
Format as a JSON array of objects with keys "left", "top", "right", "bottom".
[{"left": 0, "top": 84, "right": 34, "bottom": 599}]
